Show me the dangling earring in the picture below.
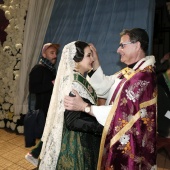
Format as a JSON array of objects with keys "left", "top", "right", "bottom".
[{"left": 75, "top": 62, "right": 80, "bottom": 72}]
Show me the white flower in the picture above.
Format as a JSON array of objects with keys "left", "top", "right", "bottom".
[
  {"left": 13, "top": 115, "right": 20, "bottom": 123},
  {"left": 151, "top": 165, "right": 157, "bottom": 170},
  {"left": 6, "top": 121, "right": 11, "bottom": 128},
  {"left": 2, "top": 103, "right": 11, "bottom": 110},
  {"left": 0, "top": 121, "right": 5, "bottom": 128},
  {"left": 119, "top": 134, "right": 130, "bottom": 145},
  {"left": 15, "top": 43, "right": 22, "bottom": 51},
  {"left": 17, "top": 126, "right": 24, "bottom": 134},
  {"left": 5, "top": 95, "right": 10, "bottom": 103},
  {"left": 0, "top": 112, "right": 5, "bottom": 120},
  {"left": 0, "top": 0, "right": 28, "bottom": 131},
  {"left": 0, "top": 5, "right": 8, "bottom": 11},
  {"left": 5, "top": 10, "right": 12, "bottom": 20},
  {"left": 3, "top": 45, "right": 13, "bottom": 55},
  {"left": 0, "top": 96, "right": 4, "bottom": 103},
  {"left": 9, "top": 5, "right": 14, "bottom": 12},
  {"left": 13, "top": 70, "right": 19, "bottom": 77},
  {"left": 140, "top": 108, "right": 147, "bottom": 118},
  {"left": 10, "top": 105, "right": 14, "bottom": 112},
  {"left": 10, "top": 122, "right": 16, "bottom": 131}
]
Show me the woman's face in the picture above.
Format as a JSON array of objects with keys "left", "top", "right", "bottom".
[{"left": 78, "top": 46, "right": 94, "bottom": 75}]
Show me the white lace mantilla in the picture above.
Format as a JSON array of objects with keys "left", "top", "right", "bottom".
[
  {"left": 72, "top": 81, "right": 96, "bottom": 105},
  {"left": 39, "top": 42, "right": 77, "bottom": 170},
  {"left": 39, "top": 41, "right": 96, "bottom": 170}
]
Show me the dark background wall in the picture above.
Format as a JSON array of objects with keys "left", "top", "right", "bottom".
[{"left": 153, "top": 0, "right": 170, "bottom": 62}]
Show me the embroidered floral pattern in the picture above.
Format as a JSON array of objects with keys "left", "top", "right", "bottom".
[
  {"left": 119, "top": 134, "right": 130, "bottom": 145},
  {"left": 118, "top": 141, "right": 131, "bottom": 155},
  {"left": 131, "top": 127, "right": 140, "bottom": 136},
  {"left": 141, "top": 111, "right": 155, "bottom": 133},
  {"left": 103, "top": 58, "right": 157, "bottom": 169},
  {"left": 120, "top": 97, "right": 127, "bottom": 106},
  {"left": 125, "top": 80, "right": 149, "bottom": 102},
  {"left": 114, "top": 116, "right": 128, "bottom": 133},
  {"left": 140, "top": 108, "right": 147, "bottom": 118},
  {"left": 114, "top": 106, "right": 155, "bottom": 167},
  {"left": 68, "top": 42, "right": 77, "bottom": 59}
]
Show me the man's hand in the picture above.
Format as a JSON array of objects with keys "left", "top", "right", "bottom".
[
  {"left": 89, "top": 43, "right": 100, "bottom": 70},
  {"left": 64, "top": 90, "right": 87, "bottom": 111}
]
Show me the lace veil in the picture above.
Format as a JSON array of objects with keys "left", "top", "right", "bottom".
[{"left": 39, "top": 41, "right": 77, "bottom": 169}]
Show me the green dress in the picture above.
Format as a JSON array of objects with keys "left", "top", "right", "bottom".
[
  {"left": 56, "top": 123, "right": 101, "bottom": 170},
  {"left": 56, "top": 73, "right": 102, "bottom": 170}
]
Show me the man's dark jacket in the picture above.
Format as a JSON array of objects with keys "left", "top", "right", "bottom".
[{"left": 24, "top": 64, "right": 55, "bottom": 147}]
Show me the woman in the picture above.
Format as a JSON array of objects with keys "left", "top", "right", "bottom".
[{"left": 39, "top": 41, "right": 103, "bottom": 170}]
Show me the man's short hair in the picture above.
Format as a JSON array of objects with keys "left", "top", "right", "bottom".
[{"left": 120, "top": 28, "right": 149, "bottom": 54}]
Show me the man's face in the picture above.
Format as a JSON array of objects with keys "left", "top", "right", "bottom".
[
  {"left": 117, "top": 34, "right": 138, "bottom": 65},
  {"left": 43, "top": 46, "right": 57, "bottom": 65}
]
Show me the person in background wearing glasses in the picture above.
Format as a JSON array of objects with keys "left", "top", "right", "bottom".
[{"left": 64, "top": 28, "right": 157, "bottom": 169}]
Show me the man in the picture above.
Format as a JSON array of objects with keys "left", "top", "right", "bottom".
[
  {"left": 25, "top": 43, "right": 59, "bottom": 167},
  {"left": 64, "top": 28, "right": 157, "bottom": 169}
]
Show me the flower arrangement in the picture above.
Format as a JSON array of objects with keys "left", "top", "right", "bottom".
[{"left": 0, "top": 0, "right": 29, "bottom": 133}]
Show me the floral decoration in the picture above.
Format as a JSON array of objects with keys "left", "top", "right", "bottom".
[{"left": 0, "top": 0, "right": 29, "bottom": 133}]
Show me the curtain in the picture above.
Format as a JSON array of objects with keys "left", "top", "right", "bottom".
[
  {"left": 14, "top": 0, "right": 155, "bottom": 115},
  {"left": 14, "top": 0, "right": 55, "bottom": 115},
  {"left": 44, "top": 0, "right": 155, "bottom": 75}
]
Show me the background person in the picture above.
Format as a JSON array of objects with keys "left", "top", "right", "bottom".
[
  {"left": 25, "top": 43, "right": 59, "bottom": 167},
  {"left": 157, "top": 52, "right": 170, "bottom": 138},
  {"left": 156, "top": 52, "right": 170, "bottom": 75}
]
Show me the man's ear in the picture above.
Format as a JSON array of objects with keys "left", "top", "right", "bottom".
[
  {"left": 42, "top": 52, "right": 46, "bottom": 58},
  {"left": 136, "top": 41, "right": 141, "bottom": 51}
]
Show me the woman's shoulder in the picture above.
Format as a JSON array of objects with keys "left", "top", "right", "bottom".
[{"left": 72, "top": 81, "right": 96, "bottom": 104}]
